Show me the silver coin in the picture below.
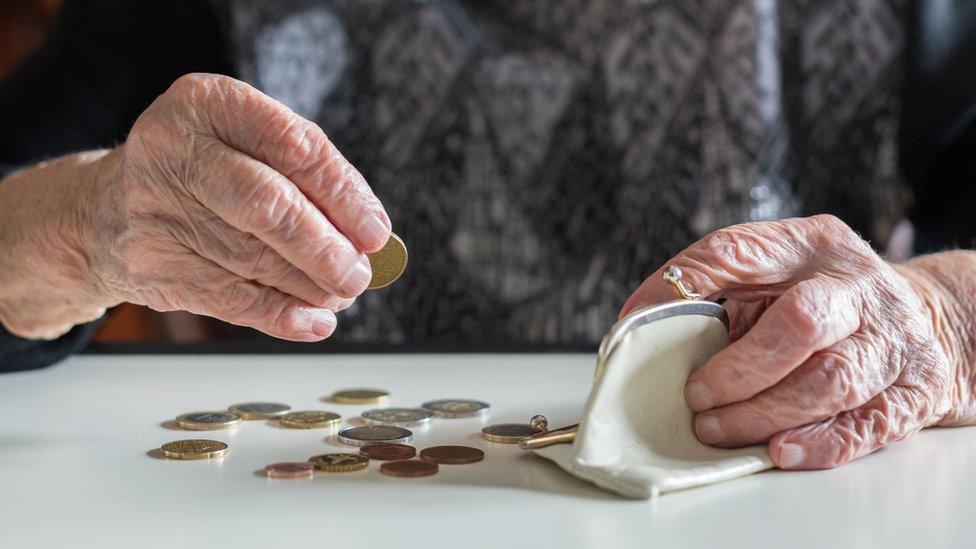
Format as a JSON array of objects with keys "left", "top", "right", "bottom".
[
  {"left": 337, "top": 425, "right": 413, "bottom": 446},
  {"left": 421, "top": 399, "right": 491, "bottom": 418},
  {"left": 361, "top": 407, "right": 433, "bottom": 426},
  {"left": 175, "top": 411, "right": 241, "bottom": 430},
  {"left": 228, "top": 402, "right": 291, "bottom": 419}
]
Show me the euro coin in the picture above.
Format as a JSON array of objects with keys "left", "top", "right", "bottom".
[
  {"left": 360, "top": 443, "right": 417, "bottom": 461},
  {"left": 278, "top": 411, "right": 341, "bottom": 429},
  {"left": 160, "top": 439, "right": 228, "bottom": 460},
  {"left": 419, "top": 445, "right": 484, "bottom": 465},
  {"left": 481, "top": 423, "right": 535, "bottom": 443},
  {"left": 264, "top": 461, "right": 315, "bottom": 478},
  {"left": 361, "top": 407, "right": 432, "bottom": 426},
  {"left": 366, "top": 233, "right": 408, "bottom": 290},
  {"left": 309, "top": 453, "right": 369, "bottom": 472},
  {"left": 175, "top": 411, "right": 241, "bottom": 431},
  {"left": 228, "top": 402, "right": 291, "bottom": 419},
  {"left": 338, "top": 425, "right": 412, "bottom": 446},
  {"left": 331, "top": 389, "right": 390, "bottom": 405},
  {"left": 421, "top": 399, "right": 491, "bottom": 418},
  {"left": 379, "top": 460, "right": 438, "bottom": 478}
]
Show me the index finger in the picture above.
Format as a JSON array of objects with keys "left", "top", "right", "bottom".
[
  {"left": 618, "top": 215, "right": 848, "bottom": 318},
  {"left": 181, "top": 74, "right": 391, "bottom": 253}
]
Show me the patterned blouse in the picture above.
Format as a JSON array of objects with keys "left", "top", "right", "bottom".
[{"left": 206, "top": 0, "right": 909, "bottom": 347}]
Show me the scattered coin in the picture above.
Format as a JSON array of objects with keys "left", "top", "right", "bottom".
[
  {"left": 277, "top": 411, "right": 341, "bottom": 429},
  {"left": 229, "top": 402, "right": 291, "bottom": 420},
  {"left": 337, "top": 425, "right": 413, "bottom": 446},
  {"left": 309, "top": 453, "right": 369, "bottom": 472},
  {"left": 421, "top": 399, "right": 491, "bottom": 418},
  {"left": 530, "top": 414, "right": 549, "bottom": 433},
  {"left": 361, "top": 407, "right": 433, "bottom": 426},
  {"left": 419, "top": 445, "right": 485, "bottom": 465},
  {"left": 175, "top": 411, "right": 241, "bottom": 431},
  {"left": 379, "top": 460, "right": 438, "bottom": 478},
  {"left": 160, "top": 439, "right": 228, "bottom": 460},
  {"left": 264, "top": 461, "right": 315, "bottom": 478},
  {"left": 482, "top": 423, "right": 536, "bottom": 443},
  {"left": 366, "top": 233, "right": 408, "bottom": 290},
  {"left": 331, "top": 389, "right": 390, "bottom": 405},
  {"left": 360, "top": 443, "right": 417, "bottom": 461}
]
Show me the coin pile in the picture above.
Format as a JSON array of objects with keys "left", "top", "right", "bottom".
[{"left": 158, "top": 390, "right": 550, "bottom": 482}]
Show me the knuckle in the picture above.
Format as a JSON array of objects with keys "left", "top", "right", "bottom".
[
  {"left": 215, "top": 281, "right": 261, "bottom": 319},
  {"left": 806, "top": 351, "right": 862, "bottom": 414},
  {"left": 694, "top": 224, "right": 775, "bottom": 274},
  {"left": 239, "top": 173, "right": 303, "bottom": 235},
  {"left": 777, "top": 288, "right": 827, "bottom": 347}
]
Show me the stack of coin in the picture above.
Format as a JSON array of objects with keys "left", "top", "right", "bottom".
[
  {"left": 159, "top": 439, "right": 228, "bottom": 460},
  {"left": 361, "top": 407, "right": 432, "bottom": 427},
  {"left": 338, "top": 425, "right": 413, "bottom": 446},
  {"left": 229, "top": 402, "right": 291, "bottom": 419},
  {"left": 421, "top": 399, "right": 491, "bottom": 418},
  {"left": 379, "top": 460, "right": 438, "bottom": 478},
  {"left": 264, "top": 462, "right": 315, "bottom": 478},
  {"left": 175, "top": 411, "right": 241, "bottom": 431},
  {"left": 360, "top": 444, "right": 417, "bottom": 461},
  {"left": 419, "top": 446, "right": 484, "bottom": 465},
  {"left": 309, "top": 453, "right": 369, "bottom": 472},
  {"left": 278, "top": 411, "right": 341, "bottom": 429},
  {"left": 330, "top": 389, "right": 390, "bottom": 405},
  {"left": 481, "top": 423, "right": 535, "bottom": 443}
]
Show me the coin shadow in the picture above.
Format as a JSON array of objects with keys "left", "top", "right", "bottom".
[
  {"left": 146, "top": 448, "right": 166, "bottom": 460},
  {"left": 159, "top": 420, "right": 184, "bottom": 431}
]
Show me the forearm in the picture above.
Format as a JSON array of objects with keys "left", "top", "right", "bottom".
[
  {"left": 0, "top": 150, "right": 115, "bottom": 340},
  {"left": 896, "top": 250, "right": 976, "bottom": 425}
]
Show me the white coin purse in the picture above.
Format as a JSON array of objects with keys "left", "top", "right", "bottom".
[{"left": 524, "top": 268, "right": 774, "bottom": 499}]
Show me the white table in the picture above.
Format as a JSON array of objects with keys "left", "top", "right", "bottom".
[{"left": 0, "top": 354, "right": 973, "bottom": 548}]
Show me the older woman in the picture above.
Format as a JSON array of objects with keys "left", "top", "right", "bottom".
[{"left": 1, "top": 1, "right": 974, "bottom": 471}]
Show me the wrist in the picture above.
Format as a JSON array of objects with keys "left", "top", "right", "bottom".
[
  {"left": 0, "top": 149, "right": 120, "bottom": 338},
  {"left": 895, "top": 251, "right": 976, "bottom": 425}
]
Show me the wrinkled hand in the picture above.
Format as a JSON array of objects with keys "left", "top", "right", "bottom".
[
  {"left": 0, "top": 73, "right": 390, "bottom": 340},
  {"left": 620, "top": 215, "right": 959, "bottom": 470}
]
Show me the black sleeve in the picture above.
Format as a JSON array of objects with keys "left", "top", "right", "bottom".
[
  {"left": 901, "top": 1, "right": 976, "bottom": 252},
  {"left": 0, "top": 1, "right": 230, "bottom": 371}
]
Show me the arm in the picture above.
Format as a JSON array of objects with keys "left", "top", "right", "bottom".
[
  {"left": 897, "top": 251, "right": 976, "bottom": 426},
  {"left": 0, "top": 0, "right": 230, "bottom": 370},
  {"left": 0, "top": 74, "right": 391, "bottom": 370}
]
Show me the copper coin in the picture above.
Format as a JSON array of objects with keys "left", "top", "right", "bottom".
[
  {"left": 379, "top": 460, "right": 438, "bottom": 478},
  {"left": 264, "top": 461, "right": 315, "bottom": 478},
  {"left": 360, "top": 443, "right": 417, "bottom": 461},
  {"left": 419, "top": 445, "right": 485, "bottom": 465}
]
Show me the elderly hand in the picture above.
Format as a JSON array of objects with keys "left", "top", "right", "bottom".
[
  {"left": 0, "top": 73, "right": 389, "bottom": 341},
  {"left": 620, "top": 215, "right": 975, "bottom": 470}
]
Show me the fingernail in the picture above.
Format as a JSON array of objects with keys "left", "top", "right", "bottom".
[
  {"left": 778, "top": 443, "right": 805, "bottom": 469},
  {"left": 685, "top": 380, "right": 714, "bottom": 411},
  {"left": 357, "top": 217, "right": 390, "bottom": 250},
  {"left": 310, "top": 311, "right": 336, "bottom": 338},
  {"left": 341, "top": 259, "right": 371, "bottom": 295},
  {"left": 695, "top": 415, "right": 724, "bottom": 445}
]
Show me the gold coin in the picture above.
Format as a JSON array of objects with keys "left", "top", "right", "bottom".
[
  {"left": 481, "top": 423, "right": 536, "bottom": 444},
  {"left": 309, "top": 453, "right": 369, "bottom": 472},
  {"left": 366, "top": 233, "right": 408, "bottom": 290},
  {"left": 160, "top": 439, "right": 229, "bottom": 460},
  {"left": 331, "top": 389, "right": 390, "bottom": 405},
  {"left": 278, "top": 411, "right": 341, "bottom": 429},
  {"left": 175, "top": 411, "right": 241, "bottom": 431}
]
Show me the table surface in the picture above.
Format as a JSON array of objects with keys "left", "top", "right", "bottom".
[{"left": 1, "top": 354, "right": 973, "bottom": 549}]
